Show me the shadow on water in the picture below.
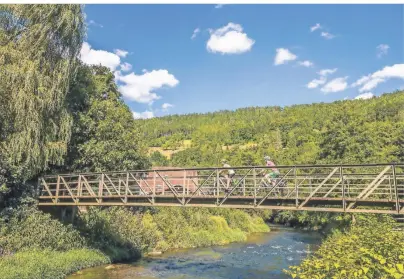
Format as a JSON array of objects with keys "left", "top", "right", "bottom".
[{"left": 68, "top": 228, "right": 322, "bottom": 279}]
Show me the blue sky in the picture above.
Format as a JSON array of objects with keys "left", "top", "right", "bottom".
[{"left": 82, "top": 4, "right": 404, "bottom": 118}]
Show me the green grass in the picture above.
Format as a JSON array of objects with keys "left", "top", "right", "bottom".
[{"left": 0, "top": 249, "right": 110, "bottom": 279}]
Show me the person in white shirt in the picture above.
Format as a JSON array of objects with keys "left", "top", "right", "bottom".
[{"left": 220, "top": 159, "right": 235, "bottom": 192}]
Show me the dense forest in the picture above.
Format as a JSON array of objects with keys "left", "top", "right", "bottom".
[
  {"left": 141, "top": 91, "right": 404, "bottom": 168},
  {"left": 0, "top": 4, "right": 403, "bottom": 279}
]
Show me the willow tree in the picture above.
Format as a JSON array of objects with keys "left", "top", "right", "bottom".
[{"left": 0, "top": 5, "right": 85, "bottom": 180}]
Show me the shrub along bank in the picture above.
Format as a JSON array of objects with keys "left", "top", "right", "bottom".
[
  {"left": 284, "top": 214, "right": 404, "bottom": 279},
  {"left": 0, "top": 205, "right": 270, "bottom": 279}
]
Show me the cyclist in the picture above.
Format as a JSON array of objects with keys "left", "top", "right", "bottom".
[
  {"left": 264, "top": 155, "right": 280, "bottom": 187},
  {"left": 220, "top": 159, "right": 235, "bottom": 192}
]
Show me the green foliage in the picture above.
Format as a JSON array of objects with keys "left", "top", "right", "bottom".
[
  {"left": 0, "top": 4, "right": 85, "bottom": 180},
  {"left": 273, "top": 211, "right": 352, "bottom": 231},
  {"left": 75, "top": 207, "right": 145, "bottom": 261},
  {"left": 0, "top": 249, "right": 109, "bottom": 279},
  {"left": 284, "top": 214, "right": 404, "bottom": 279},
  {"left": 138, "top": 91, "right": 404, "bottom": 167},
  {"left": 65, "top": 65, "right": 150, "bottom": 172},
  {"left": 0, "top": 206, "right": 84, "bottom": 253},
  {"left": 77, "top": 207, "right": 269, "bottom": 253},
  {"left": 150, "top": 151, "right": 169, "bottom": 167}
]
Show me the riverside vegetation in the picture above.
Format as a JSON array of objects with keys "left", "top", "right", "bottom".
[{"left": 0, "top": 4, "right": 403, "bottom": 279}]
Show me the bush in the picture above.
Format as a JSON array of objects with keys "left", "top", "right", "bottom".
[
  {"left": 75, "top": 207, "right": 145, "bottom": 261},
  {"left": 0, "top": 206, "right": 84, "bottom": 254},
  {"left": 151, "top": 207, "right": 269, "bottom": 250},
  {"left": 284, "top": 214, "right": 404, "bottom": 279}
]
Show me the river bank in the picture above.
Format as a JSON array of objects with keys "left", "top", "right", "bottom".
[
  {"left": 0, "top": 206, "right": 271, "bottom": 279},
  {"left": 67, "top": 228, "right": 323, "bottom": 279}
]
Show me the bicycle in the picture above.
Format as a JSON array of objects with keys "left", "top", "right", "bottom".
[{"left": 257, "top": 173, "right": 287, "bottom": 197}]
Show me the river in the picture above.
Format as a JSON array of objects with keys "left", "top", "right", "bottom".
[{"left": 68, "top": 227, "right": 322, "bottom": 279}]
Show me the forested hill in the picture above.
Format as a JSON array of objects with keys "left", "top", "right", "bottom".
[{"left": 138, "top": 91, "right": 404, "bottom": 167}]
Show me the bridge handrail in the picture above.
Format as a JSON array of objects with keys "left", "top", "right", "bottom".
[{"left": 41, "top": 163, "right": 404, "bottom": 179}]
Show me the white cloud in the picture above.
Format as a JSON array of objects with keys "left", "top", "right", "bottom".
[
  {"left": 352, "top": 64, "right": 404, "bottom": 92},
  {"left": 88, "top": 19, "right": 103, "bottom": 28},
  {"left": 80, "top": 42, "right": 121, "bottom": 71},
  {"left": 372, "top": 64, "right": 404, "bottom": 79},
  {"left": 351, "top": 75, "right": 371, "bottom": 87},
  {"left": 215, "top": 4, "right": 224, "bottom": 8},
  {"left": 307, "top": 77, "right": 326, "bottom": 89},
  {"left": 354, "top": 92, "right": 374, "bottom": 100},
  {"left": 162, "top": 103, "right": 174, "bottom": 111},
  {"left": 358, "top": 78, "right": 385, "bottom": 92},
  {"left": 116, "top": 70, "right": 179, "bottom": 104},
  {"left": 321, "top": 32, "right": 335, "bottom": 39},
  {"left": 274, "top": 48, "right": 297, "bottom": 65},
  {"left": 120, "top": 62, "right": 132, "bottom": 72},
  {"left": 377, "top": 44, "right": 389, "bottom": 58},
  {"left": 321, "top": 77, "right": 348, "bottom": 93},
  {"left": 298, "top": 60, "right": 314, "bottom": 67},
  {"left": 132, "top": 110, "right": 154, "bottom": 119},
  {"left": 142, "top": 69, "right": 147, "bottom": 73},
  {"left": 191, "top": 28, "right": 200, "bottom": 40},
  {"left": 307, "top": 68, "right": 338, "bottom": 89},
  {"left": 206, "top": 22, "right": 255, "bottom": 54},
  {"left": 318, "top": 68, "right": 337, "bottom": 76},
  {"left": 310, "top": 23, "right": 321, "bottom": 32},
  {"left": 114, "top": 49, "right": 129, "bottom": 58}
]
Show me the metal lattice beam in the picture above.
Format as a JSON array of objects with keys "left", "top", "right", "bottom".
[{"left": 37, "top": 164, "right": 404, "bottom": 214}]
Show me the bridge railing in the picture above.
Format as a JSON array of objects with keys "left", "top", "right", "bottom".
[{"left": 38, "top": 163, "right": 404, "bottom": 213}]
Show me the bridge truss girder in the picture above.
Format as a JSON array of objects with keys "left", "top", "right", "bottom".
[{"left": 38, "top": 164, "right": 404, "bottom": 214}]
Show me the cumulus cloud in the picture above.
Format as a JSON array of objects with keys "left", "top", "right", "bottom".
[
  {"left": 310, "top": 23, "right": 321, "bottom": 32},
  {"left": 191, "top": 28, "right": 200, "bottom": 40},
  {"left": 321, "top": 32, "right": 335, "bottom": 39},
  {"left": 80, "top": 42, "right": 121, "bottom": 71},
  {"left": 120, "top": 62, "right": 132, "bottom": 72},
  {"left": 162, "top": 103, "right": 174, "bottom": 111},
  {"left": 206, "top": 22, "right": 255, "bottom": 54},
  {"left": 132, "top": 110, "right": 154, "bottom": 119},
  {"left": 116, "top": 70, "right": 179, "bottom": 104},
  {"left": 318, "top": 68, "right": 338, "bottom": 76},
  {"left": 114, "top": 49, "right": 129, "bottom": 58},
  {"left": 376, "top": 44, "right": 389, "bottom": 58},
  {"left": 307, "top": 77, "right": 326, "bottom": 89},
  {"left": 298, "top": 60, "right": 314, "bottom": 67},
  {"left": 354, "top": 92, "right": 374, "bottom": 100},
  {"left": 274, "top": 48, "right": 297, "bottom": 65},
  {"left": 321, "top": 77, "right": 348, "bottom": 93},
  {"left": 352, "top": 64, "right": 404, "bottom": 92}
]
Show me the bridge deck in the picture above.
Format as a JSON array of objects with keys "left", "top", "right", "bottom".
[{"left": 38, "top": 164, "right": 404, "bottom": 214}]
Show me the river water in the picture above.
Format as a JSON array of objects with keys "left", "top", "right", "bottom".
[{"left": 68, "top": 227, "right": 322, "bottom": 279}]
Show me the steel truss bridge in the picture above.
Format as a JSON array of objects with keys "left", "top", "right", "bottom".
[{"left": 38, "top": 164, "right": 404, "bottom": 214}]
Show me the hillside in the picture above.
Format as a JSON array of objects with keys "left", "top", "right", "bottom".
[{"left": 138, "top": 91, "right": 404, "bottom": 167}]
